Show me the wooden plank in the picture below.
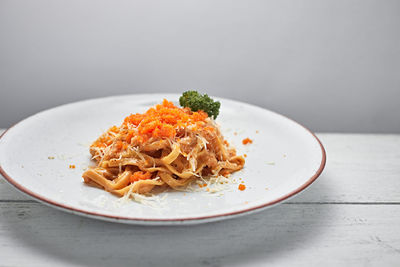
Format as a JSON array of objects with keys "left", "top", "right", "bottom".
[
  {"left": 293, "top": 133, "right": 400, "bottom": 203},
  {"left": 1, "top": 131, "right": 400, "bottom": 203},
  {"left": 0, "top": 202, "right": 399, "bottom": 267}
]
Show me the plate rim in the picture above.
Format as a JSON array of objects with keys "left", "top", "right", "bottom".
[{"left": 0, "top": 94, "right": 326, "bottom": 224}]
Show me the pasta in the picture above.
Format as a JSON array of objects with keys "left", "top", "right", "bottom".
[{"left": 82, "top": 99, "right": 245, "bottom": 197}]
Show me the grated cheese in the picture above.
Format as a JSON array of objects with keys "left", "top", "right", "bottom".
[
  {"left": 196, "top": 134, "right": 209, "bottom": 151},
  {"left": 183, "top": 175, "right": 236, "bottom": 194}
]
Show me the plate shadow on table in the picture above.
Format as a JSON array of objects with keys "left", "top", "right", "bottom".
[{"left": 3, "top": 173, "right": 332, "bottom": 267}]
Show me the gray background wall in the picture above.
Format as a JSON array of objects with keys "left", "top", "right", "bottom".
[{"left": 1, "top": 0, "right": 399, "bottom": 133}]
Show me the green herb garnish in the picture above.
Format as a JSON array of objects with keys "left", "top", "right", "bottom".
[{"left": 179, "top": 91, "right": 221, "bottom": 119}]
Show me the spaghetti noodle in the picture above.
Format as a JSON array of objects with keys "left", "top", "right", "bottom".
[{"left": 82, "top": 99, "right": 245, "bottom": 197}]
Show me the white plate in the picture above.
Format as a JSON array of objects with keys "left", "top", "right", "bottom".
[{"left": 0, "top": 94, "right": 325, "bottom": 225}]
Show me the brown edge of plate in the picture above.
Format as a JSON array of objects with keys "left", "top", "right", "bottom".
[{"left": 0, "top": 106, "right": 326, "bottom": 224}]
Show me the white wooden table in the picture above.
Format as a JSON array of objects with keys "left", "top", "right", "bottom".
[{"left": 1, "top": 130, "right": 399, "bottom": 267}]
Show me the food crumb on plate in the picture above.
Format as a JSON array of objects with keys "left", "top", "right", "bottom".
[
  {"left": 266, "top": 161, "right": 275, "bottom": 165},
  {"left": 69, "top": 165, "right": 76, "bottom": 169},
  {"left": 242, "top": 138, "right": 253, "bottom": 145},
  {"left": 48, "top": 156, "right": 55, "bottom": 160},
  {"left": 238, "top": 184, "right": 246, "bottom": 191}
]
